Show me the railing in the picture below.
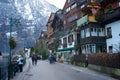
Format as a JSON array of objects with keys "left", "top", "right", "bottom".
[
  {"left": 77, "top": 15, "right": 89, "bottom": 27},
  {"left": 74, "top": 54, "right": 86, "bottom": 63},
  {"left": 88, "top": 53, "right": 120, "bottom": 69},
  {"left": 0, "top": 55, "right": 26, "bottom": 80},
  {"left": 8, "top": 57, "right": 26, "bottom": 80},
  {"left": 0, "top": 63, "right": 8, "bottom": 80},
  {"left": 73, "top": 54, "right": 88, "bottom": 67},
  {"left": 0, "top": 56, "right": 9, "bottom": 80},
  {"left": 8, "top": 61, "right": 19, "bottom": 79}
]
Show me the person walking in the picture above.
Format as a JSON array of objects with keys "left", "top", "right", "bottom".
[
  {"left": 34, "top": 55, "right": 38, "bottom": 65},
  {"left": 31, "top": 55, "right": 35, "bottom": 65},
  {"left": 48, "top": 54, "right": 52, "bottom": 64},
  {"left": 17, "top": 55, "right": 23, "bottom": 72},
  {"left": 48, "top": 54, "right": 56, "bottom": 64}
]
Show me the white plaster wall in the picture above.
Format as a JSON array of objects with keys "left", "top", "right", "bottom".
[
  {"left": 58, "top": 33, "right": 75, "bottom": 50},
  {"left": 57, "top": 33, "right": 76, "bottom": 55},
  {"left": 106, "top": 20, "right": 120, "bottom": 53}
]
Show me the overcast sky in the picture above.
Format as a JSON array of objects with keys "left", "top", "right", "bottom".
[{"left": 45, "top": 0, "right": 66, "bottom": 9}]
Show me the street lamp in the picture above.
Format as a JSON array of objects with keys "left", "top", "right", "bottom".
[
  {"left": 8, "top": 17, "right": 20, "bottom": 79},
  {"left": 8, "top": 17, "right": 14, "bottom": 80},
  {"left": 9, "top": 18, "right": 12, "bottom": 65}
]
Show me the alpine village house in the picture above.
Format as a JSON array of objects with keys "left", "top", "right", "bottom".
[
  {"left": 46, "top": 0, "right": 120, "bottom": 77},
  {"left": 46, "top": 0, "right": 120, "bottom": 61}
]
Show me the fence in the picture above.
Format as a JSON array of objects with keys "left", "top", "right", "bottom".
[
  {"left": 0, "top": 54, "right": 26, "bottom": 80},
  {"left": 0, "top": 56, "right": 9, "bottom": 80},
  {"left": 74, "top": 54, "right": 88, "bottom": 67}
]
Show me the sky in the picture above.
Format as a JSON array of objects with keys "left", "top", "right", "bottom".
[{"left": 45, "top": 0, "right": 66, "bottom": 9}]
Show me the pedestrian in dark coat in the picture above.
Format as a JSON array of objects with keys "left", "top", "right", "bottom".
[
  {"left": 32, "top": 55, "right": 35, "bottom": 65},
  {"left": 34, "top": 55, "right": 38, "bottom": 65},
  {"left": 17, "top": 55, "right": 23, "bottom": 72}
]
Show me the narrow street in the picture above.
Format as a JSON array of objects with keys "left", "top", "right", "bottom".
[
  {"left": 12, "top": 59, "right": 117, "bottom": 80},
  {"left": 0, "top": 1, "right": 120, "bottom": 80}
]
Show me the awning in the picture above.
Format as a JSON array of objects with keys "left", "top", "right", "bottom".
[{"left": 56, "top": 47, "right": 76, "bottom": 52}]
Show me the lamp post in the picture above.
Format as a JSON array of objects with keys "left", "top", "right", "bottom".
[
  {"left": 9, "top": 17, "right": 12, "bottom": 64},
  {"left": 8, "top": 17, "right": 20, "bottom": 80},
  {"left": 8, "top": 17, "right": 13, "bottom": 80}
]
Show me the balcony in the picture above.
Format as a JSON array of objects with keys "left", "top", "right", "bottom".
[
  {"left": 77, "top": 15, "right": 96, "bottom": 27},
  {"left": 80, "top": 37, "right": 106, "bottom": 44},
  {"left": 77, "top": 15, "right": 88, "bottom": 27},
  {"left": 104, "top": 7, "right": 120, "bottom": 24}
]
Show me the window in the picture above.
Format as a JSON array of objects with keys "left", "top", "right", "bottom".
[
  {"left": 90, "top": 28, "right": 105, "bottom": 37},
  {"left": 86, "top": 45, "right": 90, "bottom": 53},
  {"left": 108, "top": 46, "right": 112, "bottom": 53},
  {"left": 63, "top": 37, "right": 67, "bottom": 48},
  {"left": 64, "top": 20, "right": 66, "bottom": 25},
  {"left": 68, "top": 35, "right": 73, "bottom": 45},
  {"left": 87, "top": 44, "right": 96, "bottom": 54},
  {"left": 65, "top": 2, "right": 76, "bottom": 14},
  {"left": 63, "top": 37, "right": 67, "bottom": 44},
  {"left": 67, "top": 13, "right": 77, "bottom": 22},
  {"left": 91, "top": 28, "right": 97, "bottom": 36},
  {"left": 81, "top": 4, "right": 85, "bottom": 9},
  {"left": 81, "top": 30, "right": 85, "bottom": 38},
  {"left": 71, "top": 3, "right": 76, "bottom": 9},
  {"left": 91, "top": 44, "right": 96, "bottom": 54},
  {"left": 98, "top": 28, "right": 105, "bottom": 36},
  {"left": 81, "top": 44, "right": 96, "bottom": 54},
  {"left": 85, "top": 28, "right": 90, "bottom": 37},
  {"left": 106, "top": 27, "right": 112, "bottom": 38},
  {"left": 119, "top": 2, "right": 120, "bottom": 7},
  {"left": 81, "top": 45, "right": 86, "bottom": 54},
  {"left": 65, "top": 7, "right": 70, "bottom": 13}
]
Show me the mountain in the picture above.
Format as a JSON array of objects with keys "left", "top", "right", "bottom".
[{"left": 0, "top": 0, "right": 58, "bottom": 53}]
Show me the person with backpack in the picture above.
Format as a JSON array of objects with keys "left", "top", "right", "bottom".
[{"left": 17, "top": 55, "right": 23, "bottom": 72}]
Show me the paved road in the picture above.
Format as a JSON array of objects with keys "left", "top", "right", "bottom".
[{"left": 19, "top": 60, "right": 117, "bottom": 80}]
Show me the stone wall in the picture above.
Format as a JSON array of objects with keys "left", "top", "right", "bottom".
[{"left": 88, "top": 64, "right": 120, "bottom": 77}]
